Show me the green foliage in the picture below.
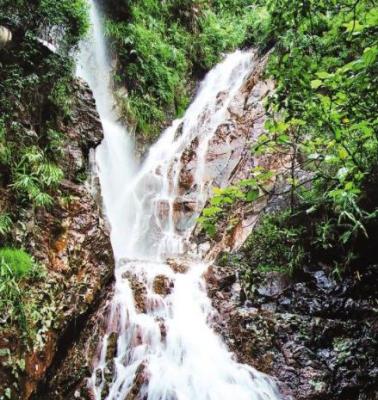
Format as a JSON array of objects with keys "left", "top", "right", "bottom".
[
  {"left": 49, "top": 78, "right": 73, "bottom": 117},
  {"left": 200, "top": 0, "right": 378, "bottom": 274},
  {"left": 108, "top": 12, "right": 189, "bottom": 136},
  {"left": 243, "top": 211, "right": 306, "bottom": 275},
  {"left": 0, "top": 2, "right": 89, "bottom": 388},
  {"left": 198, "top": 186, "right": 244, "bottom": 237},
  {"left": 0, "top": 0, "right": 88, "bottom": 357},
  {"left": 103, "top": 0, "right": 257, "bottom": 138},
  {"left": 194, "top": 6, "right": 254, "bottom": 70},
  {"left": 12, "top": 147, "right": 64, "bottom": 207},
  {"left": 0, "top": 248, "right": 54, "bottom": 350},
  {"left": 0, "top": 248, "right": 35, "bottom": 278},
  {"left": 0, "top": 214, "right": 12, "bottom": 237},
  {"left": 198, "top": 167, "right": 273, "bottom": 237},
  {"left": 0, "top": 263, "right": 27, "bottom": 333},
  {"left": 0, "top": 248, "right": 44, "bottom": 341},
  {"left": 258, "top": 0, "right": 377, "bottom": 260},
  {"left": 0, "top": 0, "right": 88, "bottom": 49},
  {"left": 0, "top": 119, "right": 10, "bottom": 166},
  {"left": 0, "top": 0, "right": 87, "bottom": 210}
]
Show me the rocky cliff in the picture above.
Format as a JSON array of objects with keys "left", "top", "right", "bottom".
[
  {"left": 26, "top": 50, "right": 377, "bottom": 400},
  {"left": 0, "top": 79, "right": 113, "bottom": 399},
  {"left": 208, "top": 256, "right": 378, "bottom": 400},
  {"left": 31, "top": 51, "right": 278, "bottom": 400}
]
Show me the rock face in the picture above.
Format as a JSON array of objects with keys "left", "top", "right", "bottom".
[
  {"left": 26, "top": 49, "right": 378, "bottom": 400},
  {"left": 32, "top": 287, "right": 114, "bottom": 400},
  {"left": 33, "top": 52, "right": 277, "bottom": 399},
  {"left": 0, "top": 79, "right": 113, "bottom": 399},
  {"left": 208, "top": 261, "right": 378, "bottom": 400},
  {"left": 175, "top": 54, "right": 279, "bottom": 259}
]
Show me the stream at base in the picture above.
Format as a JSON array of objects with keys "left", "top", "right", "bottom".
[{"left": 77, "top": 1, "right": 281, "bottom": 399}]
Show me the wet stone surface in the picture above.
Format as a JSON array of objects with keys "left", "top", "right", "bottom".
[
  {"left": 0, "top": 77, "right": 114, "bottom": 400},
  {"left": 153, "top": 274, "right": 173, "bottom": 296},
  {"left": 31, "top": 52, "right": 291, "bottom": 399},
  {"left": 208, "top": 261, "right": 378, "bottom": 400}
]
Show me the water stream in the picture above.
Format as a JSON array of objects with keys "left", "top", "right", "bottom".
[{"left": 77, "top": 1, "right": 281, "bottom": 399}]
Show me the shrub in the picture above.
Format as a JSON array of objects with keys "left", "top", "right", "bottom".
[
  {"left": 0, "top": 264, "right": 27, "bottom": 332},
  {"left": 0, "top": 213, "right": 12, "bottom": 236},
  {"left": 103, "top": 0, "right": 260, "bottom": 139},
  {"left": 202, "top": 0, "right": 378, "bottom": 275},
  {"left": 243, "top": 211, "right": 306, "bottom": 275},
  {"left": 0, "top": 0, "right": 86, "bottom": 210},
  {"left": 0, "top": 248, "right": 35, "bottom": 278}
]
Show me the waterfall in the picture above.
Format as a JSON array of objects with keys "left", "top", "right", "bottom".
[
  {"left": 77, "top": 0, "right": 137, "bottom": 259},
  {"left": 77, "top": 1, "right": 282, "bottom": 399}
]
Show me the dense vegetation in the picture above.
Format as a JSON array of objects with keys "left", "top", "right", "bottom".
[
  {"left": 0, "top": 1, "right": 88, "bottom": 394},
  {"left": 200, "top": 0, "right": 378, "bottom": 276},
  {"left": 99, "top": 0, "right": 259, "bottom": 139},
  {"left": 0, "top": 0, "right": 376, "bottom": 396},
  {"left": 0, "top": 0, "right": 87, "bottom": 210}
]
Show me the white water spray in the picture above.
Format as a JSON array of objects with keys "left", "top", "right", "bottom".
[
  {"left": 77, "top": 1, "right": 282, "bottom": 399},
  {"left": 77, "top": 0, "right": 136, "bottom": 258}
]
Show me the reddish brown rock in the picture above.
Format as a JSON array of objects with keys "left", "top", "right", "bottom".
[
  {"left": 125, "top": 362, "right": 149, "bottom": 400},
  {"left": 0, "top": 80, "right": 114, "bottom": 400},
  {"left": 31, "top": 52, "right": 278, "bottom": 400},
  {"left": 167, "top": 258, "right": 189, "bottom": 274},
  {"left": 153, "top": 275, "right": 172, "bottom": 296},
  {"left": 123, "top": 272, "right": 147, "bottom": 313}
]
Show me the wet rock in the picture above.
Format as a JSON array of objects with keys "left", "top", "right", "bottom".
[
  {"left": 167, "top": 258, "right": 189, "bottom": 274},
  {"left": 156, "top": 199, "right": 170, "bottom": 220},
  {"left": 209, "top": 260, "right": 378, "bottom": 400},
  {"left": 172, "top": 197, "right": 198, "bottom": 232},
  {"left": 173, "top": 121, "right": 184, "bottom": 141},
  {"left": 105, "top": 332, "right": 118, "bottom": 363},
  {"left": 178, "top": 137, "right": 198, "bottom": 193},
  {"left": 31, "top": 285, "right": 114, "bottom": 400},
  {"left": 158, "top": 319, "right": 167, "bottom": 340},
  {"left": 123, "top": 272, "right": 147, "bottom": 313},
  {"left": 16, "top": 80, "right": 113, "bottom": 399},
  {"left": 125, "top": 362, "right": 149, "bottom": 400},
  {"left": 256, "top": 272, "right": 291, "bottom": 298},
  {"left": 173, "top": 198, "right": 197, "bottom": 213},
  {"left": 178, "top": 170, "right": 195, "bottom": 192},
  {"left": 153, "top": 275, "right": 172, "bottom": 296},
  {"left": 205, "top": 265, "right": 236, "bottom": 293}
]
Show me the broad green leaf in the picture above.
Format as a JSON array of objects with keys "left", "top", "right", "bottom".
[
  {"left": 275, "top": 121, "right": 288, "bottom": 133},
  {"left": 319, "top": 95, "right": 331, "bottom": 109},
  {"left": 239, "top": 179, "right": 257, "bottom": 187},
  {"left": 366, "top": 8, "right": 378, "bottom": 27},
  {"left": 362, "top": 46, "right": 378, "bottom": 66},
  {"left": 246, "top": 189, "right": 259, "bottom": 202},
  {"left": 310, "top": 79, "right": 323, "bottom": 89},
  {"left": 277, "top": 134, "right": 291, "bottom": 144},
  {"left": 316, "top": 71, "right": 332, "bottom": 79},
  {"left": 203, "top": 206, "right": 222, "bottom": 217},
  {"left": 343, "top": 20, "right": 364, "bottom": 33},
  {"left": 338, "top": 148, "right": 348, "bottom": 160}
]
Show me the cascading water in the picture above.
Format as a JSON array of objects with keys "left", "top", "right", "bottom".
[
  {"left": 76, "top": 0, "right": 136, "bottom": 259},
  {"left": 77, "top": 1, "right": 282, "bottom": 399}
]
